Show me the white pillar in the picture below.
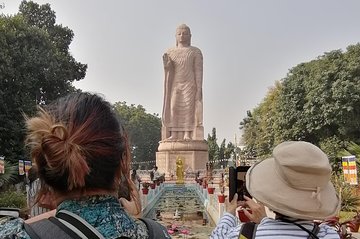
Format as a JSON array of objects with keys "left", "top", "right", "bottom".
[{"left": 218, "top": 201, "right": 225, "bottom": 218}]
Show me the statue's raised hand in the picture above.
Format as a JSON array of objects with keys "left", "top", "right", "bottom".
[{"left": 163, "top": 53, "right": 173, "bottom": 70}]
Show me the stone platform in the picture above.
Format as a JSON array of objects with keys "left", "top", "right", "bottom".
[{"left": 156, "top": 140, "right": 208, "bottom": 177}]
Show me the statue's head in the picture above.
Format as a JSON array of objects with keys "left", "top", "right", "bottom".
[
  {"left": 176, "top": 156, "right": 183, "bottom": 164},
  {"left": 175, "top": 24, "right": 191, "bottom": 47}
]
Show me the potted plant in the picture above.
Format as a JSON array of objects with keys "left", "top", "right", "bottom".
[
  {"left": 218, "top": 194, "right": 227, "bottom": 203},
  {"left": 142, "top": 182, "right": 150, "bottom": 195},
  {"left": 218, "top": 185, "right": 226, "bottom": 203},
  {"left": 207, "top": 187, "right": 215, "bottom": 194},
  {"left": 207, "top": 179, "right": 215, "bottom": 194}
]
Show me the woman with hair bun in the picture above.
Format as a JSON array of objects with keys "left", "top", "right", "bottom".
[{"left": 0, "top": 92, "right": 168, "bottom": 238}]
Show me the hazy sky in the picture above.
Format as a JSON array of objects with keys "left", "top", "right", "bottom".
[{"left": 2, "top": 0, "right": 360, "bottom": 143}]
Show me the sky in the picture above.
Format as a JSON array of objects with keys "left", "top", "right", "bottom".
[{"left": 2, "top": 0, "right": 360, "bottom": 144}]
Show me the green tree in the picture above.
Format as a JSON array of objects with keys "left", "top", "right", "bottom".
[
  {"left": 207, "top": 128, "right": 219, "bottom": 163},
  {"left": 0, "top": 1, "right": 87, "bottom": 163},
  {"left": 277, "top": 47, "right": 360, "bottom": 145},
  {"left": 339, "top": 142, "right": 360, "bottom": 159},
  {"left": 224, "top": 141, "right": 235, "bottom": 159},
  {"left": 249, "top": 82, "right": 282, "bottom": 157},
  {"left": 206, "top": 128, "right": 236, "bottom": 168},
  {"left": 218, "top": 139, "right": 226, "bottom": 168},
  {"left": 241, "top": 44, "right": 360, "bottom": 160},
  {"left": 240, "top": 110, "right": 259, "bottom": 158},
  {"left": 113, "top": 102, "right": 161, "bottom": 168}
]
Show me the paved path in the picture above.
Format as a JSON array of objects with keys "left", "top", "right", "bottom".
[{"left": 353, "top": 232, "right": 360, "bottom": 238}]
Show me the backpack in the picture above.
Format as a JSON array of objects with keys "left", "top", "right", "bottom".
[
  {"left": 24, "top": 210, "right": 171, "bottom": 239},
  {"left": 238, "top": 222, "right": 258, "bottom": 239}
]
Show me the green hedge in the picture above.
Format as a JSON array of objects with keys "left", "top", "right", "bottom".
[{"left": 0, "top": 188, "right": 27, "bottom": 209}]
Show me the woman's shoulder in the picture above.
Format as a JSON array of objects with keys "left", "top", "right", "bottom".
[
  {"left": 59, "top": 196, "right": 149, "bottom": 238},
  {"left": 134, "top": 218, "right": 150, "bottom": 238},
  {"left": 318, "top": 223, "right": 341, "bottom": 237},
  {"left": 258, "top": 218, "right": 340, "bottom": 238},
  {"left": 0, "top": 217, "right": 30, "bottom": 239}
]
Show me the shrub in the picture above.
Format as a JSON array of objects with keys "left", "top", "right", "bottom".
[
  {"left": 332, "top": 174, "right": 360, "bottom": 212},
  {"left": 0, "top": 188, "right": 27, "bottom": 209},
  {"left": 142, "top": 182, "right": 150, "bottom": 189},
  {"left": 0, "top": 160, "right": 18, "bottom": 190},
  {"left": 339, "top": 211, "right": 357, "bottom": 223},
  {"left": 339, "top": 185, "right": 360, "bottom": 212}
]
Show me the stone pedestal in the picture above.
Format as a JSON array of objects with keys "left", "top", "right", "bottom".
[{"left": 156, "top": 140, "right": 208, "bottom": 177}]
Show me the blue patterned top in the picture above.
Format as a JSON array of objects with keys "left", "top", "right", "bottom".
[{"left": 0, "top": 195, "right": 149, "bottom": 239}]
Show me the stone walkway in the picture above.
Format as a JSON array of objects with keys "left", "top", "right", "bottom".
[{"left": 352, "top": 232, "right": 360, "bottom": 238}]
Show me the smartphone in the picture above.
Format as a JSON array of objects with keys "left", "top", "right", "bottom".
[{"left": 229, "top": 166, "right": 251, "bottom": 201}]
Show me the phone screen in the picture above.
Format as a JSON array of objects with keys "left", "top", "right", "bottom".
[{"left": 229, "top": 166, "right": 251, "bottom": 201}]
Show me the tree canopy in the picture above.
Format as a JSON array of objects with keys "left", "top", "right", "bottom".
[
  {"left": 206, "top": 127, "right": 235, "bottom": 168},
  {"left": 240, "top": 44, "right": 360, "bottom": 162},
  {"left": 113, "top": 102, "right": 161, "bottom": 169},
  {"left": 0, "top": 0, "right": 87, "bottom": 163}
]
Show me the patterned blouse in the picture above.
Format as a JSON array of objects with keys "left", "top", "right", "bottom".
[{"left": 0, "top": 195, "right": 149, "bottom": 239}]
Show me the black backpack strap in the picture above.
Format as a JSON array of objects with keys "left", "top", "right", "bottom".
[
  {"left": 138, "top": 218, "right": 171, "bottom": 239},
  {"left": 280, "top": 218, "right": 320, "bottom": 239},
  {"left": 293, "top": 222, "right": 319, "bottom": 239},
  {"left": 24, "top": 210, "right": 105, "bottom": 239},
  {"left": 48, "top": 217, "right": 81, "bottom": 239},
  {"left": 24, "top": 223, "right": 41, "bottom": 239},
  {"left": 239, "top": 222, "right": 257, "bottom": 239},
  {"left": 307, "top": 223, "right": 320, "bottom": 239},
  {"left": 24, "top": 217, "right": 79, "bottom": 239},
  {"left": 55, "top": 210, "right": 105, "bottom": 239}
]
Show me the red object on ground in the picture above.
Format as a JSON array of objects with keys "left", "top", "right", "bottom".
[
  {"left": 207, "top": 187, "right": 215, "bottom": 194},
  {"left": 142, "top": 188, "right": 149, "bottom": 195},
  {"left": 218, "top": 194, "right": 227, "bottom": 203},
  {"left": 150, "top": 183, "right": 156, "bottom": 189}
]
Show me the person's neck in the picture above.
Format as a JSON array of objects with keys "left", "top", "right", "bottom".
[
  {"left": 177, "top": 43, "right": 190, "bottom": 48},
  {"left": 54, "top": 188, "right": 117, "bottom": 205}
]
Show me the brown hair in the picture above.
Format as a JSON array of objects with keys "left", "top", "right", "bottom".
[{"left": 25, "top": 93, "right": 132, "bottom": 196}]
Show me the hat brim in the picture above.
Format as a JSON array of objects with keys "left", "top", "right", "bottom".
[{"left": 246, "top": 158, "right": 341, "bottom": 220}]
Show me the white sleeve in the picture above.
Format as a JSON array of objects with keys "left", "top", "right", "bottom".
[{"left": 210, "top": 213, "right": 242, "bottom": 239}]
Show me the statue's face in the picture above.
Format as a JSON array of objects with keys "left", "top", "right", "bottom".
[{"left": 176, "top": 28, "right": 191, "bottom": 46}]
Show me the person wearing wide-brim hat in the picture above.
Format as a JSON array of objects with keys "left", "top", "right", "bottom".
[{"left": 211, "top": 141, "right": 341, "bottom": 239}]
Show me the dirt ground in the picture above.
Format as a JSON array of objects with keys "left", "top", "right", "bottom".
[{"left": 158, "top": 216, "right": 214, "bottom": 238}]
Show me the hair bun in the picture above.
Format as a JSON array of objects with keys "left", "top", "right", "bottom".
[{"left": 51, "top": 125, "right": 69, "bottom": 141}]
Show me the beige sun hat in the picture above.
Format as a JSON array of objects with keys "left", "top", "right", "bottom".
[{"left": 246, "top": 141, "right": 341, "bottom": 220}]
